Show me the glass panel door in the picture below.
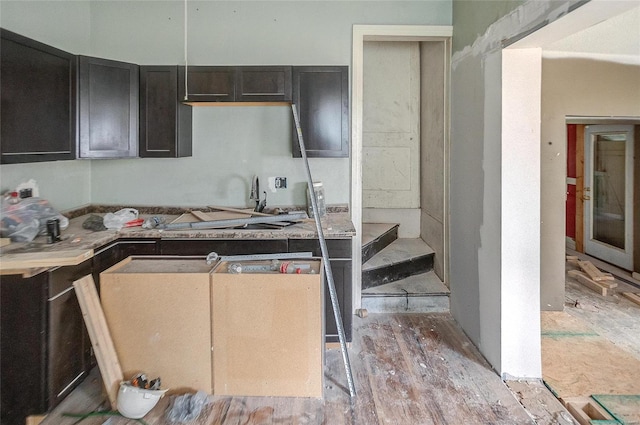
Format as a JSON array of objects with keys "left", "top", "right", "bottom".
[{"left": 584, "top": 125, "right": 634, "bottom": 269}]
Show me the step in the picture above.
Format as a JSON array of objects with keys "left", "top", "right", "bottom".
[
  {"left": 362, "top": 271, "right": 449, "bottom": 313},
  {"left": 362, "top": 238, "right": 434, "bottom": 290},
  {"left": 362, "top": 223, "right": 399, "bottom": 264}
]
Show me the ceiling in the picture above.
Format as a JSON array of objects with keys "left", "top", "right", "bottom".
[{"left": 544, "top": 5, "right": 640, "bottom": 64}]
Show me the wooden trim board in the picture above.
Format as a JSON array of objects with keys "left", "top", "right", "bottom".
[
  {"left": 578, "top": 260, "right": 615, "bottom": 282},
  {"left": 622, "top": 292, "right": 640, "bottom": 306},
  {"left": 567, "top": 270, "right": 611, "bottom": 296},
  {"left": 0, "top": 249, "right": 93, "bottom": 271},
  {"left": 575, "top": 124, "right": 585, "bottom": 252},
  {"left": 73, "top": 275, "right": 123, "bottom": 410},
  {"left": 561, "top": 397, "right": 615, "bottom": 425}
]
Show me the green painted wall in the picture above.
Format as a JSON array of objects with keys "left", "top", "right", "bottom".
[
  {"left": 452, "top": 0, "right": 524, "bottom": 52},
  {"left": 0, "top": 1, "right": 452, "bottom": 210}
]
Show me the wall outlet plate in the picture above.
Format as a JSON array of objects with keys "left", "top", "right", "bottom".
[{"left": 275, "top": 177, "right": 287, "bottom": 189}]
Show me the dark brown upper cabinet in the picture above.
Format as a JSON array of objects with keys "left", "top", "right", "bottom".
[
  {"left": 78, "top": 56, "right": 139, "bottom": 158},
  {"left": 1, "top": 29, "right": 77, "bottom": 164},
  {"left": 183, "top": 66, "right": 236, "bottom": 102},
  {"left": 139, "top": 66, "right": 192, "bottom": 158},
  {"left": 236, "top": 66, "right": 292, "bottom": 102},
  {"left": 292, "top": 66, "right": 349, "bottom": 158}
]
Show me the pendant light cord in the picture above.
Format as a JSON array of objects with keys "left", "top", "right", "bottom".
[{"left": 184, "top": 0, "right": 188, "bottom": 100}]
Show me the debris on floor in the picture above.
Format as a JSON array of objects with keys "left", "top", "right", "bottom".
[
  {"left": 622, "top": 292, "right": 640, "bottom": 307},
  {"left": 165, "top": 391, "right": 213, "bottom": 423},
  {"left": 565, "top": 259, "right": 618, "bottom": 297}
]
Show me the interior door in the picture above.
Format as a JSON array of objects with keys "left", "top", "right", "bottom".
[{"left": 584, "top": 125, "right": 634, "bottom": 269}]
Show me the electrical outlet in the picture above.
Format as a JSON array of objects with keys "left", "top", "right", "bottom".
[{"left": 275, "top": 177, "right": 287, "bottom": 189}]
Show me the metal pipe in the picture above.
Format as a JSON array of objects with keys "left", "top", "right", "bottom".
[{"left": 292, "top": 103, "right": 356, "bottom": 399}]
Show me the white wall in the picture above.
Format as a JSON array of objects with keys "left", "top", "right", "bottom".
[
  {"left": 450, "top": 0, "right": 638, "bottom": 378},
  {"left": 540, "top": 57, "right": 640, "bottom": 310},
  {"left": 1, "top": 1, "right": 452, "bottom": 210}
]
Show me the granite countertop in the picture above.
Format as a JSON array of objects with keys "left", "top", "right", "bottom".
[{"left": 0, "top": 207, "right": 354, "bottom": 272}]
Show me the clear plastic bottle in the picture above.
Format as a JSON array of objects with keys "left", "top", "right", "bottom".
[{"left": 306, "top": 181, "right": 326, "bottom": 218}]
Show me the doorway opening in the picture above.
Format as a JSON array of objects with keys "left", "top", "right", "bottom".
[{"left": 351, "top": 25, "right": 452, "bottom": 311}]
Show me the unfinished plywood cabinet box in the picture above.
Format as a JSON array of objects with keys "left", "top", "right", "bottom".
[
  {"left": 100, "top": 257, "right": 213, "bottom": 393},
  {"left": 100, "top": 256, "right": 324, "bottom": 398},
  {"left": 211, "top": 260, "right": 324, "bottom": 398}
]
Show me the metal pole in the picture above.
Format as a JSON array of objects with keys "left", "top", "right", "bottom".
[{"left": 291, "top": 104, "right": 356, "bottom": 399}]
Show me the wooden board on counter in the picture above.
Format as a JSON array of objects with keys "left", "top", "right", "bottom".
[
  {"left": 0, "top": 249, "right": 94, "bottom": 272},
  {"left": 170, "top": 209, "right": 253, "bottom": 224}
]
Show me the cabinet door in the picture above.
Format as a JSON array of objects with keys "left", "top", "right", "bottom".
[
  {"left": 160, "top": 239, "right": 288, "bottom": 256},
  {"left": 325, "top": 259, "right": 353, "bottom": 343},
  {"left": 78, "top": 56, "right": 139, "bottom": 158},
  {"left": 1, "top": 29, "right": 76, "bottom": 164},
  {"left": 0, "top": 272, "right": 48, "bottom": 424},
  {"left": 236, "top": 66, "right": 292, "bottom": 102},
  {"left": 139, "top": 66, "right": 192, "bottom": 158},
  {"left": 47, "top": 259, "right": 92, "bottom": 409},
  {"left": 288, "top": 238, "right": 353, "bottom": 342},
  {"left": 292, "top": 66, "right": 349, "bottom": 158},
  {"left": 183, "top": 66, "right": 235, "bottom": 102}
]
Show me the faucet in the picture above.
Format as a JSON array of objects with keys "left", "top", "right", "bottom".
[{"left": 250, "top": 176, "right": 267, "bottom": 212}]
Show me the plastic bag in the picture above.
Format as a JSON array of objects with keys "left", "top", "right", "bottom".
[
  {"left": 103, "top": 208, "right": 138, "bottom": 230},
  {"left": 165, "top": 391, "right": 212, "bottom": 423},
  {"left": 0, "top": 197, "right": 69, "bottom": 242}
]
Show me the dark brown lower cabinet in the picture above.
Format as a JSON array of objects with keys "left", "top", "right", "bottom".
[
  {"left": 288, "top": 238, "right": 352, "bottom": 343},
  {"left": 1, "top": 258, "right": 93, "bottom": 425},
  {"left": 0, "top": 236, "right": 351, "bottom": 423},
  {"left": 47, "top": 259, "right": 93, "bottom": 408},
  {"left": 1, "top": 272, "right": 48, "bottom": 425}
]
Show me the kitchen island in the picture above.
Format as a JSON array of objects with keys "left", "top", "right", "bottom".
[{"left": 0, "top": 207, "right": 354, "bottom": 424}]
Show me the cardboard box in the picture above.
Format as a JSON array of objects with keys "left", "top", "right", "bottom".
[
  {"left": 100, "top": 257, "right": 214, "bottom": 393},
  {"left": 211, "top": 259, "right": 324, "bottom": 398}
]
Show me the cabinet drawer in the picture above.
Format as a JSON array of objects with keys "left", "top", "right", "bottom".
[
  {"left": 160, "top": 239, "right": 288, "bottom": 256},
  {"left": 289, "top": 238, "right": 352, "bottom": 259},
  {"left": 184, "top": 67, "right": 235, "bottom": 102},
  {"left": 236, "top": 66, "right": 292, "bottom": 102}
]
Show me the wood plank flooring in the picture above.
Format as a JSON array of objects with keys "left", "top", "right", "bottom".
[{"left": 43, "top": 313, "right": 542, "bottom": 425}]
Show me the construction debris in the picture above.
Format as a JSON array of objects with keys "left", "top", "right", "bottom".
[
  {"left": 577, "top": 260, "right": 615, "bottom": 282},
  {"left": 622, "top": 292, "right": 640, "bottom": 307},
  {"left": 567, "top": 270, "right": 615, "bottom": 296}
]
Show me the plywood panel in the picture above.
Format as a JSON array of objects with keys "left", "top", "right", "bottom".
[
  {"left": 363, "top": 41, "right": 420, "bottom": 209},
  {"left": 541, "top": 312, "right": 640, "bottom": 398},
  {"left": 100, "top": 258, "right": 213, "bottom": 393},
  {"left": 211, "top": 260, "right": 323, "bottom": 398}
]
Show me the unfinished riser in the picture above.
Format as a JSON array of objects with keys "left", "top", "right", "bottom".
[
  {"left": 363, "top": 253, "right": 433, "bottom": 289},
  {"left": 362, "top": 294, "right": 449, "bottom": 313},
  {"left": 361, "top": 224, "right": 398, "bottom": 263},
  {"left": 362, "top": 272, "right": 450, "bottom": 313}
]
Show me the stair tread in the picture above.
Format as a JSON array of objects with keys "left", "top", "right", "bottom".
[
  {"left": 363, "top": 238, "right": 434, "bottom": 271},
  {"left": 362, "top": 223, "right": 398, "bottom": 247},
  {"left": 362, "top": 271, "right": 449, "bottom": 296}
]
